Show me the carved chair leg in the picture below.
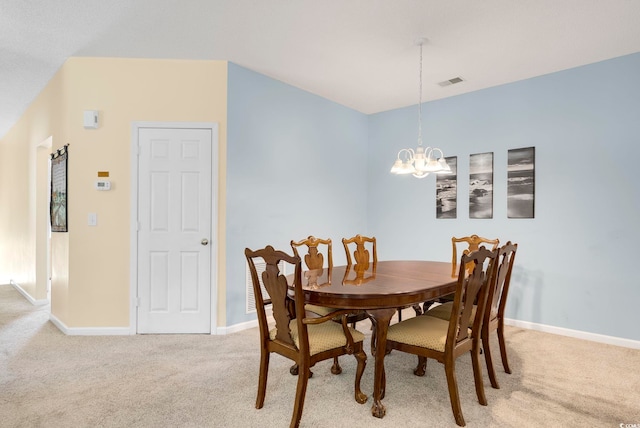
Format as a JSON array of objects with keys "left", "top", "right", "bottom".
[
  {"left": 444, "top": 358, "right": 465, "bottom": 427},
  {"left": 471, "top": 346, "right": 488, "bottom": 406},
  {"left": 354, "top": 347, "right": 368, "bottom": 404},
  {"left": 482, "top": 331, "right": 500, "bottom": 389},
  {"left": 414, "top": 356, "right": 427, "bottom": 376},
  {"left": 497, "top": 320, "right": 512, "bottom": 374},
  {"left": 331, "top": 357, "right": 342, "bottom": 375},
  {"left": 256, "top": 351, "right": 270, "bottom": 409},
  {"left": 290, "top": 365, "right": 311, "bottom": 428}
]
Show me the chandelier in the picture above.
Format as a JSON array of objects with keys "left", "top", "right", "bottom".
[{"left": 390, "top": 38, "right": 451, "bottom": 179}]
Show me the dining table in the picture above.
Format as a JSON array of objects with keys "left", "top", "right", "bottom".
[{"left": 298, "top": 260, "right": 457, "bottom": 418}]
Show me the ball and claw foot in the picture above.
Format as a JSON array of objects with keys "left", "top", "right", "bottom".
[{"left": 289, "top": 363, "right": 313, "bottom": 378}]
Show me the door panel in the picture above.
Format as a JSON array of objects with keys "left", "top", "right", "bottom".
[{"left": 137, "top": 127, "right": 212, "bottom": 333}]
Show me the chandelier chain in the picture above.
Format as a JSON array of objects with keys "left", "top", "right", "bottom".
[
  {"left": 418, "top": 42, "right": 423, "bottom": 147},
  {"left": 389, "top": 37, "right": 451, "bottom": 178}
]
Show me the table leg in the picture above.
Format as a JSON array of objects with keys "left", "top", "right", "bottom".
[{"left": 367, "top": 308, "right": 397, "bottom": 418}]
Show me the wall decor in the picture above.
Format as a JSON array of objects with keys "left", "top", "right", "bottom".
[
  {"left": 469, "top": 152, "right": 493, "bottom": 219},
  {"left": 507, "top": 146, "right": 535, "bottom": 218},
  {"left": 436, "top": 156, "right": 457, "bottom": 219},
  {"left": 50, "top": 145, "right": 68, "bottom": 232}
]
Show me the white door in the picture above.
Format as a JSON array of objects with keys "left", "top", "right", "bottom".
[{"left": 137, "top": 127, "right": 212, "bottom": 333}]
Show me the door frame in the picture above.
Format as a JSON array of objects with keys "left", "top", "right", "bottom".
[{"left": 129, "top": 121, "right": 219, "bottom": 334}]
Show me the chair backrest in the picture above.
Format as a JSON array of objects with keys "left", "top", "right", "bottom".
[
  {"left": 291, "top": 236, "right": 333, "bottom": 271},
  {"left": 484, "top": 242, "right": 518, "bottom": 326},
  {"left": 245, "top": 245, "right": 306, "bottom": 352},
  {"left": 447, "top": 246, "right": 499, "bottom": 350},
  {"left": 342, "top": 234, "right": 377, "bottom": 268},
  {"left": 451, "top": 234, "right": 500, "bottom": 277}
]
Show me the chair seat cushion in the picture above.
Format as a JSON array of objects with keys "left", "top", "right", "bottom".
[
  {"left": 425, "top": 301, "right": 477, "bottom": 322},
  {"left": 305, "top": 304, "right": 337, "bottom": 317},
  {"left": 270, "top": 321, "right": 365, "bottom": 356},
  {"left": 386, "top": 315, "right": 453, "bottom": 352}
]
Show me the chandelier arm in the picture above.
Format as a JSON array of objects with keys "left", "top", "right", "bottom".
[{"left": 431, "top": 147, "right": 444, "bottom": 159}]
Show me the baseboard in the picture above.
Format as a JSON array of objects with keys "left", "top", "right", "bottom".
[
  {"left": 49, "top": 313, "right": 132, "bottom": 336},
  {"left": 217, "top": 314, "right": 639, "bottom": 349},
  {"left": 504, "top": 318, "right": 640, "bottom": 350},
  {"left": 10, "top": 280, "right": 49, "bottom": 306},
  {"left": 215, "top": 315, "right": 274, "bottom": 335}
]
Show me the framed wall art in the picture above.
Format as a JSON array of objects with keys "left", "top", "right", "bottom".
[
  {"left": 436, "top": 156, "right": 457, "bottom": 219},
  {"left": 469, "top": 152, "right": 493, "bottom": 219},
  {"left": 50, "top": 145, "right": 68, "bottom": 232},
  {"left": 507, "top": 146, "right": 535, "bottom": 218}
]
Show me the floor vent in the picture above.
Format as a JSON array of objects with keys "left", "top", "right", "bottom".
[{"left": 246, "top": 260, "right": 285, "bottom": 314}]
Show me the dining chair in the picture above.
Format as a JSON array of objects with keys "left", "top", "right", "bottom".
[
  {"left": 291, "top": 235, "right": 335, "bottom": 319},
  {"left": 245, "top": 245, "right": 368, "bottom": 428},
  {"left": 342, "top": 234, "right": 421, "bottom": 323},
  {"left": 421, "top": 234, "right": 500, "bottom": 313},
  {"left": 451, "top": 234, "right": 500, "bottom": 278},
  {"left": 425, "top": 242, "right": 518, "bottom": 389},
  {"left": 291, "top": 235, "right": 368, "bottom": 374},
  {"left": 342, "top": 234, "right": 377, "bottom": 268},
  {"left": 384, "top": 246, "right": 499, "bottom": 427},
  {"left": 481, "top": 241, "right": 517, "bottom": 387}
]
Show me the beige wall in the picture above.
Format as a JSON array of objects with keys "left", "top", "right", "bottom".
[
  {"left": 0, "top": 69, "right": 64, "bottom": 300},
  {"left": 0, "top": 57, "right": 228, "bottom": 329}
]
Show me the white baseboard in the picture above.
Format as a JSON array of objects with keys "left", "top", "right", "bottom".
[
  {"left": 216, "top": 319, "right": 258, "bottom": 335},
  {"left": 504, "top": 318, "right": 640, "bottom": 350},
  {"left": 215, "top": 315, "right": 274, "bottom": 335},
  {"left": 49, "top": 313, "right": 132, "bottom": 336},
  {"left": 10, "top": 280, "right": 49, "bottom": 306},
  {"left": 217, "top": 315, "right": 640, "bottom": 349}
]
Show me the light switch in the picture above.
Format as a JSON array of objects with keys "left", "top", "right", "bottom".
[{"left": 88, "top": 213, "right": 97, "bottom": 226}]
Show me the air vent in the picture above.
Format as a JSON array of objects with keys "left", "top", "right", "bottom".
[
  {"left": 246, "top": 260, "right": 285, "bottom": 313},
  {"left": 438, "top": 77, "right": 464, "bottom": 87}
]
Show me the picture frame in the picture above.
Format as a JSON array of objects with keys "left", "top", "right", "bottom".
[
  {"left": 507, "top": 146, "right": 535, "bottom": 218},
  {"left": 469, "top": 152, "right": 493, "bottom": 219},
  {"left": 50, "top": 147, "right": 68, "bottom": 232},
  {"left": 436, "top": 156, "right": 457, "bottom": 219}
]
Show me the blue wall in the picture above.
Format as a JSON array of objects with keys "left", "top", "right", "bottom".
[
  {"left": 226, "top": 63, "right": 369, "bottom": 326},
  {"left": 368, "top": 52, "right": 640, "bottom": 340}
]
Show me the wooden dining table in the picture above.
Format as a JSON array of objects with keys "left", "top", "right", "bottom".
[{"left": 298, "top": 260, "right": 457, "bottom": 418}]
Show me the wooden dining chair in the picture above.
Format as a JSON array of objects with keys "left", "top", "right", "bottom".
[
  {"left": 384, "top": 246, "right": 499, "bottom": 427},
  {"left": 421, "top": 234, "right": 499, "bottom": 312},
  {"left": 425, "top": 242, "right": 518, "bottom": 389},
  {"left": 291, "top": 235, "right": 335, "bottom": 319},
  {"left": 291, "top": 236, "right": 368, "bottom": 374},
  {"left": 481, "top": 241, "right": 517, "bottom": 388},
  {"left": 452, "top": 234, "right": 500, "bottom": 278},
  {"left": 342, "top": 234, "right": 377, "bottom": 268},
  {"left": 245, "top": 245, "right": 368, "bottom": 428},
  {"left": 342, "top": 234, "right": 422, "bottom": 323}
]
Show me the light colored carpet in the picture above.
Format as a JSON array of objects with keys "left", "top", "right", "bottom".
[{"left": 1, "top": 283, "right": 639, "bottom": 427}]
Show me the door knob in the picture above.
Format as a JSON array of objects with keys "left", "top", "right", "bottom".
[{"left": 201, "top": 239, "right": 209, "bottom": 246}]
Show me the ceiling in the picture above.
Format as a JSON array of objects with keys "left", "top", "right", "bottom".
[{"left": 2, "top": 0, "right": 640, "bottom": 139}]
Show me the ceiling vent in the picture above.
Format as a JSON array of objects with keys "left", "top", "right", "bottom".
[{"left": 438, "top": 77, "right": 464, "bottom": 87}]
